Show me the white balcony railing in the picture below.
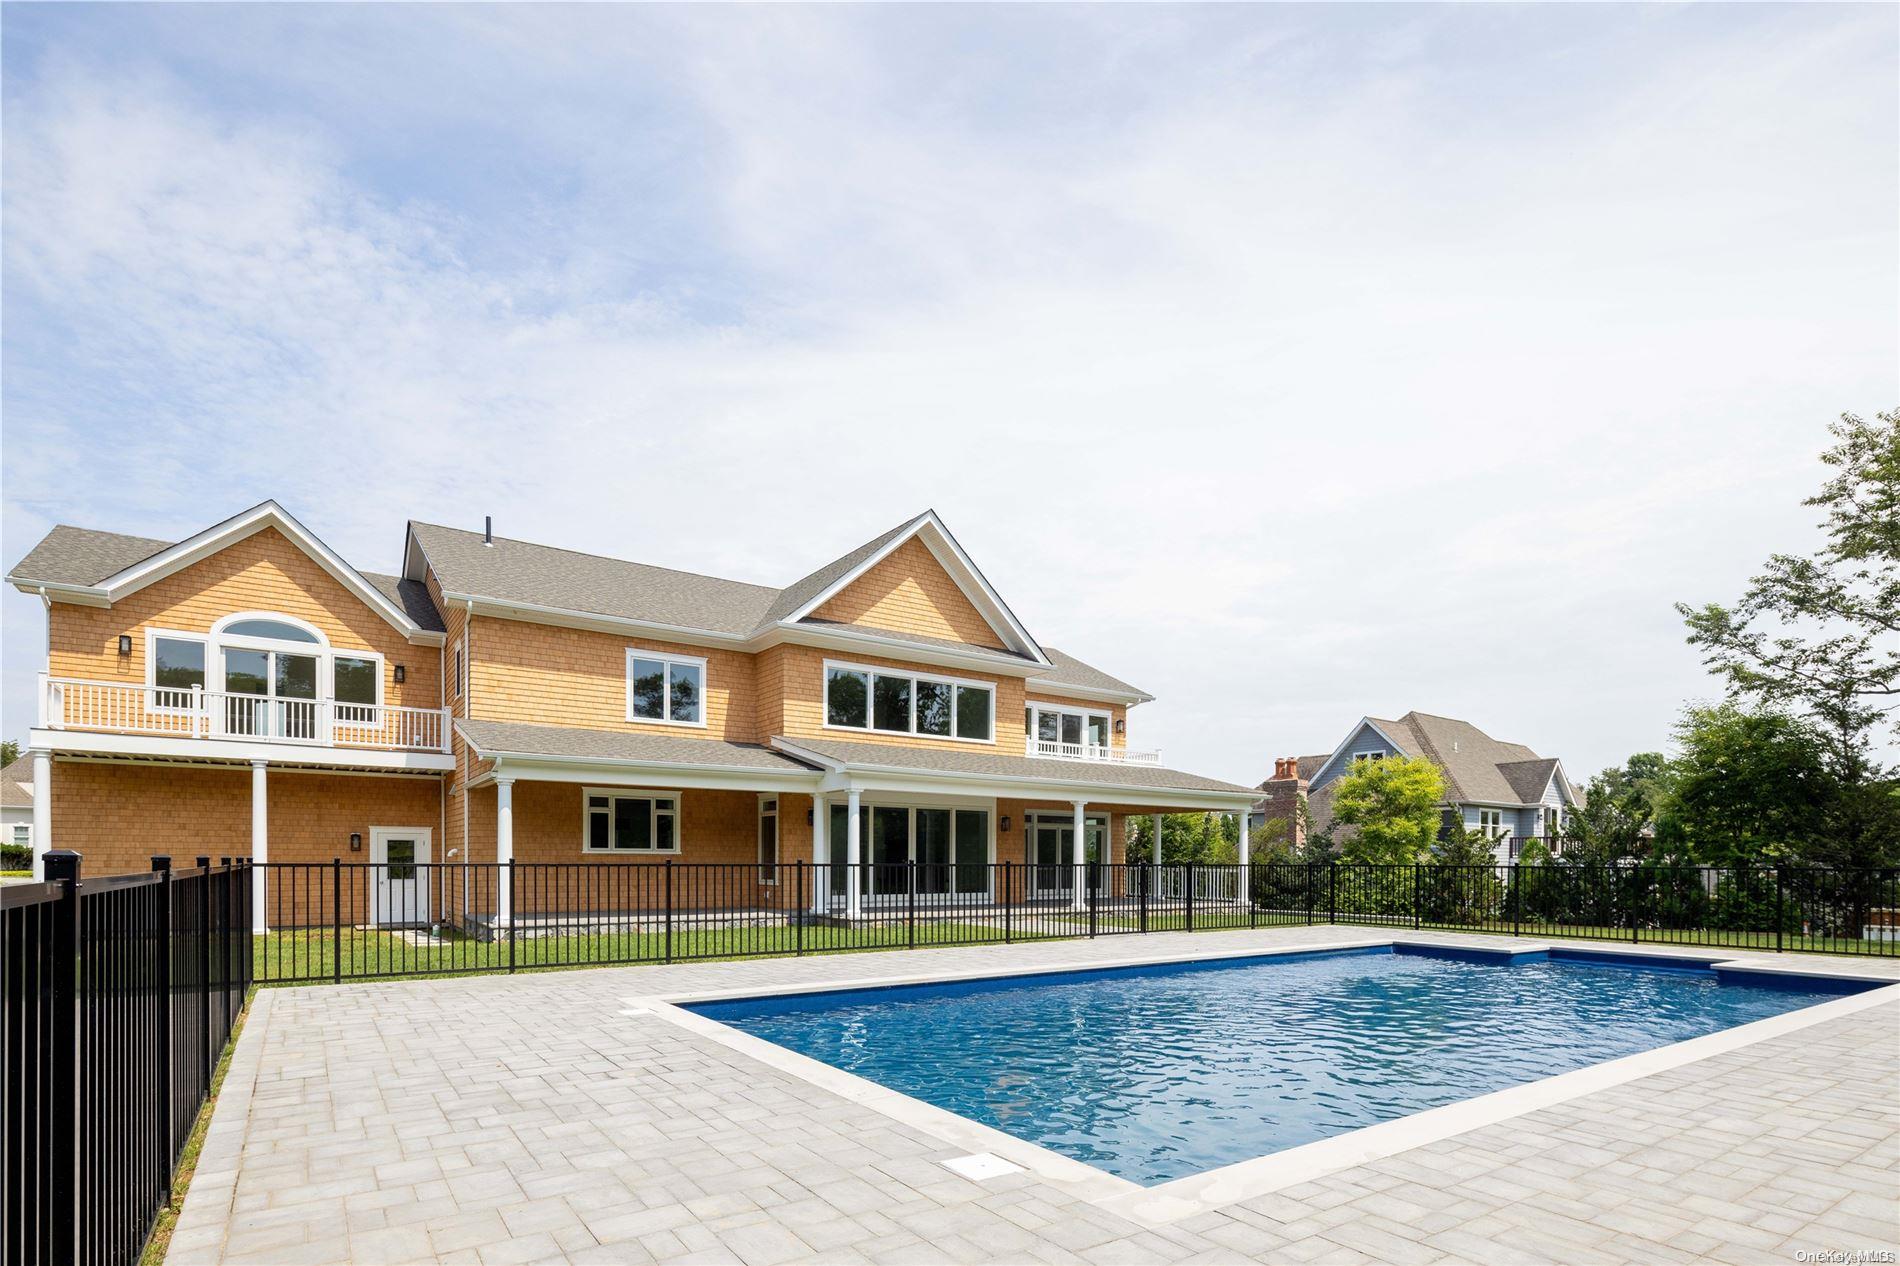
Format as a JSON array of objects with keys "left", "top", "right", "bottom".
[
  {"left": 40, "top": 676, "right": 450, "bottom": 753},
  {"left": 1023, "top": 736, "right": 1162, "bottom": 765}
]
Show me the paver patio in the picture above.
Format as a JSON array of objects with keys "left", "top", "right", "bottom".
[{"left": 168, "top": 926, "right": 1900, "bottom": 1266}]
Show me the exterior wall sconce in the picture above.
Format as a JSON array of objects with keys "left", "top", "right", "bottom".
[
  {"left": 807, "top": 808, "right": 814, "bottom": 824},
  {"left": 349, "top": 832, "right": 363, "bottom": 853},
  {"left": 393, "top": 664, "right": 406, "bottom": 684},
  {"left": 1000, "top": 816, "right": 1012, "bottom": 833},
  {"left": 117, "top": 634, "right": 132, "bottom": 657},
  {"left": 1114, "top": 718, "right": 1126, "bottom": 734}
]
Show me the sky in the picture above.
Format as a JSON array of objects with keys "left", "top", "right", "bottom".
[{"left": 2, "top": 3, "right": 1896, "bottom": 786}]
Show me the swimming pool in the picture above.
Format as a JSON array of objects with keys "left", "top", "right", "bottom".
[{"left": 688, "top": 944, "right": 1878, "bottom": 1185}]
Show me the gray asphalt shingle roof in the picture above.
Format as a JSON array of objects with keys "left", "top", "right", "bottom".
[
  {"left": 8, "top": 525, "right": 445, "bottom": 633},
  {"left": 774, "top": 735, "right": 1255, "bottom": 796},
  {"left": 455, "top": 719, "right": 820, "bottom": 773},
  {"left": 0, "top": 757, "right": 32, "bottom": 810},
  {"left": 1031, "top": 648, "right": 1151, "bottom": 700}
]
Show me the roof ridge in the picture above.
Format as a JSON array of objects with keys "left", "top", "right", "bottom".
[{"left": 411, "top": 521, "right": 781, "bottom": 595}]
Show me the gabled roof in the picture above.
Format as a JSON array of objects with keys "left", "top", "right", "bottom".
[
  {"left": 1310, "top": 711, "right": 1567, "bottom": 807},
  {"left": 0, "top": 757, "right": 32, "bottom": 809},
  {"left": 7, "top": 503, "right": 444, "bottom": 639},
  {"left": 404, "top": 510, "right": 1092, "bottom": 680}
]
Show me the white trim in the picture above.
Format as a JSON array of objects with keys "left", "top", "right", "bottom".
[
  {"left": 12, "top": 502, "right": 436, "bottom": 643},
  {"left": 29, "top": 727, "right": 456, "bottom": 772},
  {"left": 777, "top": 513, "right": 1050, "bottom": 666},
  {"left": 757, "top": 793, "right": 779, "bottom": 885},
  {"left": 211, "top": 610, "right": 329, "bottom": 646},
  {"left": 368, "top": 826, "right": 433, "bottom": 927},
  {"left": 1024, "top": 678, "right": 1153, "bottom": 706},
  {"left": 581, "top": 786, "right": 680, "bottom": 855},
  {"left": 144, "top": 627, "right": 209, "bottom": 715},
  {"left": 1307, "top": 719, "right": 1409, "bottom": 788},
  {"left": 1026, "top": 701, "right": 1114, "bottom": 756},
  {"left": 820, "top": 658, "right": 996, "bottom": 746},
  {"left": 624, "top": 648, "right": 710, "bottom": 729}
]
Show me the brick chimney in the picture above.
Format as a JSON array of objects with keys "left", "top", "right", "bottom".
[{"left": 1254, "top": 755, "right": 1309, "bottom": 847}]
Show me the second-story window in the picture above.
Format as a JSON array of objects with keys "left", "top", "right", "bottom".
[
  {"left": 823, "top": 661, "right": 993, "bottom": 742},
  {"left": 1027, "top": 704, "right": 1111, "bottom": 752},
  {"left": 151, "top": 635, "right": 207, "bottom": 710},
  {"left": 626, "top": 650, "right": 706, "bottom": 726}
]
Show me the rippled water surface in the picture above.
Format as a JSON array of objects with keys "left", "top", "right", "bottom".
[{"left": 692, "top": 947, "right": 1864, "bottom": 1184}]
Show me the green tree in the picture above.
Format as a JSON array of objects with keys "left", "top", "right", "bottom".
[
  {"left": 1678, "top": 409, "right": 1898, "bottom": 780},
  {"left": 0, "top": 739, "right": 18, "bottom": 768},
  {"left": 1330, "top": 755, "right": 1445, "bottom": 865},
  {"left": 1669, "top": 704, "right": 1831, "bottom": 866},
  {"left": 1126, "top": 812, "right": 1239, "bottom": 865},
  {"left": 1561, "top": 753, "right": 1674, "bottom": 862}
]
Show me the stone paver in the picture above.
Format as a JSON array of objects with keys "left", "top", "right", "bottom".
[{"left": 169, "top": 928, "right": 1900, "bottom": 1265}]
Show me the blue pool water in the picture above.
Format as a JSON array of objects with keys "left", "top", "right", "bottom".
[{"left": 690, "top": 945, "right": 1875, "bottom": 1185}]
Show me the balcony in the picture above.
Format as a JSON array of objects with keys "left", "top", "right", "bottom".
[
  {"left": 1023, "top": 736, "right": 1161, "bottom": 765},
  {"left": 39, "top": 675, "right": 450, "bottom": 754}
]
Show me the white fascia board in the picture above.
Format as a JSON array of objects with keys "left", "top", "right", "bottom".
[
  {"left": 768, "top": 739, "right": 1257, "bottom": 811},
  {"left": 469, "top": 755, "right": 820, "bottom": 794},
  {"left": 756, "top": 624, "right": 1042, "bottom": 678},
  {"left": 1023, "top": 678, "right": 1154, "bottom": 706},
  {"left": 1307, "top": 718, "right": 1410, "bottom": 788},
  {"left": 90, "top": 502, "right": 425, "bottom": 640},
  {"left": 5, "top": 579, "right": 113, "bottom": 606},
  {"left": 30, "top": 728, "right": 456, "bottom": 772}
]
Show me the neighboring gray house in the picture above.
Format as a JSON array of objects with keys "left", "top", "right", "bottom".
[
  {"left": 1, "top": 756, "right": 35, "bottom": 862},
  {"left": 1252, "top": 712, "right": 1580, "bottom": 863}
]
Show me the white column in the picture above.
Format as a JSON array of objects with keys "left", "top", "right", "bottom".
[
  {"left": 250, "top": 759, "right": 269, "bottom": 932},
  {"left": 496, "top": 777, "right": 515, "bottom": 928},
  {"left": 810, "top": 796, "right": 829, "bottom": 916},
  {"left": 1237, "top": 811, "right": 1250, "bottom": 909},
  {"left": 30, "top": 749, "right": 51, "bottom": 881},
  {"left": 845, "top": 788, "right": 862, "bottom": 919},
  {"left": 1071, "top": 800, "right": 1087, "bottom": 911},
  {"left": 1151, "top": 813, "right": 1163, "bottom": 902}
]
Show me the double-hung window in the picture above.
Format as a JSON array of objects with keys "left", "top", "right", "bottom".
[
  {"left": 584, "top": 790, "right": 679, "bottom": 853},
  {"left": 823, "top": 662, "right": 993, "bottom": 742},
  {"left": 1478, "top": 808, "right": 1506, "bottom": 839},
  {"left": 626, "top": 650, "right": 707, "bottom": 726}
]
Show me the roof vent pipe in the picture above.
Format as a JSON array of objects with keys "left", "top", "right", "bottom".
[{"left": 484, "top": 516, "right": 493, "bottom": 546}]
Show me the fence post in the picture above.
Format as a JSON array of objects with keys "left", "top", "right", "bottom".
[
  {"left": 332, "top": 858, "right": 343, "bottom": 985},
  {"left": 907, "top": 860, "right": 917, "bottom": 950},
  {"left": 1511, "top": 864, "right": 1521, "bottom": 938},
  {"left": 1775, "top": 866, "right": 1784, "bottom": 953},
  {"left": 796, "top": 860, "right": 806, "bottom": 957},
  {"left": 1088, "top": 860, "right": 1098, "bottom": 938},
  {"left": 45, "top": 849, "right": 82, "bottom": 1266},
  {"left": 664, "top": 859, "right": 674, "bottom": 964},
  {"left": 508, "top": 860, "right": 519, "bottom": 973},
  {"left": 1413, "top": 864, "right": 1421, "bottom": 931},
  {"left": 1248, "top": 862, "right": 1257, "bottom": 930},
  {"left": 1328, "top": 863, "right": 1337, "bottom": 925},
  {"left": 220, "top": 857, "right": 235, "bottom": 1031},
  {"left": 1139, "top": 856, "right": 1149, "bottom": 933},
  {"left": 153, "top": 855, "right": 175, "bottom": 1199},
  {"left": 1003, "top": 861, "right": 1012, "bottom": 944},
  {"left": 197, "top": 855, "right": 214, "bottom": 1075},
  {"left": 1306, "top": 863, "right": 1314, "bottom": 926},
  {"left": 1185, "top": 861, "right": 1195, "bottom": 933}
]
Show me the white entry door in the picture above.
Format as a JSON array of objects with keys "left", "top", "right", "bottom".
[{"left": 370, "top": 827, "right": 432, "bottom": 927}]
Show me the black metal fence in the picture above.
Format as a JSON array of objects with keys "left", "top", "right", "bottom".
[
  {"left": 3, "top": 851, "right": 252, "bottom": 1266},
  {"left": 248, "top": 858, "right": 1900, "bottom": 984}
]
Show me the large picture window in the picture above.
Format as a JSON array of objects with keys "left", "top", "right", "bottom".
[
  {"left": 625, "top": 650, "right": 707, "bottom": 726},
  {"left": 828, "top": 803, "right": 992, "bottom": 897},
  {"left": 822, "top": 661, "right": 994, "bottom": 743},
  {"left": 584, "top": 791, "right": 679, "bottom": 853},
  {"left": 144, "top": 616, "right": 382, "bottom": 729},
  {"left": 1026, "top": 703, "right": 1111, "bottom": 753}
]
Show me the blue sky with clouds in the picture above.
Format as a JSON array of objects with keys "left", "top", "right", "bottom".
[{"left": 3, "top": 3, "right": 1895, "bottom": 782}]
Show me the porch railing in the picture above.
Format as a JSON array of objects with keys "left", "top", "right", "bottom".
[
  {"left": 39, "top": 675, "right": 450, "bottom": 753},
  {"left": 242, "top": 859, "right": 1900, "bottom": 984},
  {"left": 1023, "top": 737, "right": 1162, "bottom": 764}
]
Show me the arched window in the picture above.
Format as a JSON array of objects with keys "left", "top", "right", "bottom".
[
  {"left": 147, "top": 612, "right": 382, "bottom": 738},
  {"left": 220, "top": 618, "right": 321, "bottom": 643}
]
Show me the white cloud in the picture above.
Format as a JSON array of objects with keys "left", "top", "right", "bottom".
[{"left": 2, "top": 5, "right": 1895, "bottom": 781}]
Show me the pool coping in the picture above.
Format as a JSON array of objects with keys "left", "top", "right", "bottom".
[{"left": 634, "top": 937, "right": 1900, "bottom": 1227}]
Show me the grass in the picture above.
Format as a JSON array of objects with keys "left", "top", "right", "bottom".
[{"left": 138, "top": 991, "right": 250, "bottom": 1266}]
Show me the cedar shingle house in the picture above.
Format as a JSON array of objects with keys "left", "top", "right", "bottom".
[
  {"left": 1252, "top": 712, "right": 1580, "bottom": 862},
  {"left": 8, "top": 502, "right": 1258, "bottom": 927}
]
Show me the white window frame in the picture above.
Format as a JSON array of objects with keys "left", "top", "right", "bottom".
[
  {"left": 9, "top": 824, "right": 31, "bottom": 849},
  {"left": 1351, "top": 750, "right": 1386, "bottom": 766},
  {"left": 833, "top": 798, "right": 998, "bottom": 903},
  {"left": 820, "top": 659, "right": 996, "bottom": 745},
  {"left": 581, "top": 787, "right": 681, "bottom": 855},
  {"left": 625, "top": 648, "right": 710, "bottom": 729},
  {"left": 143, "top": 620, "right": 383, "bottom": 717},
  {"left": 758, "top": 795, "right": 779, "bottom": 885},
  {"left": 1026, "top": 703, "right": 1113, "bottom": 751},
  {"left": 1477, "top": 808, "right": 1507, "bottom": 839}
]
